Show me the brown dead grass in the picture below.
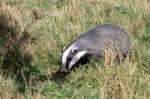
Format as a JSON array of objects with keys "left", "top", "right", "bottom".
[
  {"left": 0, "top": 1, "right": 23, "bottom": 41},
  {"left": 0, "top": 1, "right": 36, "bottom": 77}
]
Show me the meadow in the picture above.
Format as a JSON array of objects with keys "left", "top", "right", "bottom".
[{"left": 0, "top": 0, "right": 150, "bottom": 98}]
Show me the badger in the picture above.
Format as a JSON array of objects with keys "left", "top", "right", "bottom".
[{"left": 60, "top": 24, "right": 131, "bottom": 73}]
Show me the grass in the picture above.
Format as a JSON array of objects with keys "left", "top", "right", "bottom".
[{"left": 0, "top": 0, "right": 150, "bottom": 98}]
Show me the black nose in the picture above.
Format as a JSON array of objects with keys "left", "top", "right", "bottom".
[{"left": 51, "top": 68, "right": 70, "bottom": 77}]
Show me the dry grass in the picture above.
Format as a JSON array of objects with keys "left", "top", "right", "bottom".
[
  {"left": 0, "top": 0, "right": 149, "bottom": 98},
  {"left": 0, "top": 1, "right": 37, "bottom": 96},
  {"left": 0, "top": 1, "right": 23, "bottom": 41}
]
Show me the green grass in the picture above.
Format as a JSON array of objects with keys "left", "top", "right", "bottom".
[{"left": 0, "top": 0, "right": 150, "bottom": 98}]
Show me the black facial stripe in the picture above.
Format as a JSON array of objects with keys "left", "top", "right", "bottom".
[
  {"left": 66, "top": 58, "right": 72, "bottom": 69},
  {"left": 65, "top": 50, "right": 77, "bottom": 69},
  {"left": 69, "top": 53, "right": 92, "bottom": 70}
]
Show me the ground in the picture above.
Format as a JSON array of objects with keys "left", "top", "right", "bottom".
[{"left": 0, "top": 0, "right": 150, "bottom": 99}]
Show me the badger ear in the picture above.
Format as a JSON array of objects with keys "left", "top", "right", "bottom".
[{"left": 71, "top": 47, "right": 78, "bottom": 53}]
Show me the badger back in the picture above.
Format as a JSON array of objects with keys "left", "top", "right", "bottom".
[{"left": 76, "top": 24, "right": 131, "bottom": 57}]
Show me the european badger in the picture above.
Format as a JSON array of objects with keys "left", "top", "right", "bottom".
[{"left": 60, "top": 24, "right": 131, "bottom": 73}]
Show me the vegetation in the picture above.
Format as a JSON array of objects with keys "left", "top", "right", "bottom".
[{"left": 0, "top": 0, "right": 150, "bottom": 98}]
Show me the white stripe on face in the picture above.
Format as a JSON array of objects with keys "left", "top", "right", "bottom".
[
  {"left": 68, "top": 51, "right": 88, "bottom": 70},
  {"left": 62, "top": 44, "right": 75, "bottom": 68}
]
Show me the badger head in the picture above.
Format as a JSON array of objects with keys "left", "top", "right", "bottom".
[{"left": 60, "top": 44, "right": 91, "bottom": 73}]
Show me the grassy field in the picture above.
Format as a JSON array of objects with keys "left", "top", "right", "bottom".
[{"left": 0, "top": 0, "right": 150, "bottom": 98}]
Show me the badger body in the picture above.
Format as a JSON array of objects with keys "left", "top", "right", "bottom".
[{"left": 60, "top": 24, "right": 131, "bottom": 73}]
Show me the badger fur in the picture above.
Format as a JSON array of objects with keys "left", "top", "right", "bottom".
[{"left": 60, "top": 24, "right": 131, "bottom": 73}]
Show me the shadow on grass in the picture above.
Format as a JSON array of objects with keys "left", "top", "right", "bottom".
[
  {"left": 35, "top": 68, "right": 69, "bottom": 84},
  {"left": 34, "top": 59, "right": 92, "bottom": 84},
  {"left": 1, "top": 50, "right": 40, "bottom": 93},
  {"left": 1, "top": 50, "right": 69, "bottom": 93},
  {"left": 0, "top": 32, "right": 39, "bottom": 93}
]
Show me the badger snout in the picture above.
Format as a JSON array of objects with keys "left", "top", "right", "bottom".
[{"left": 58, "top": 66, "right": 70, "bottom": 74}]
